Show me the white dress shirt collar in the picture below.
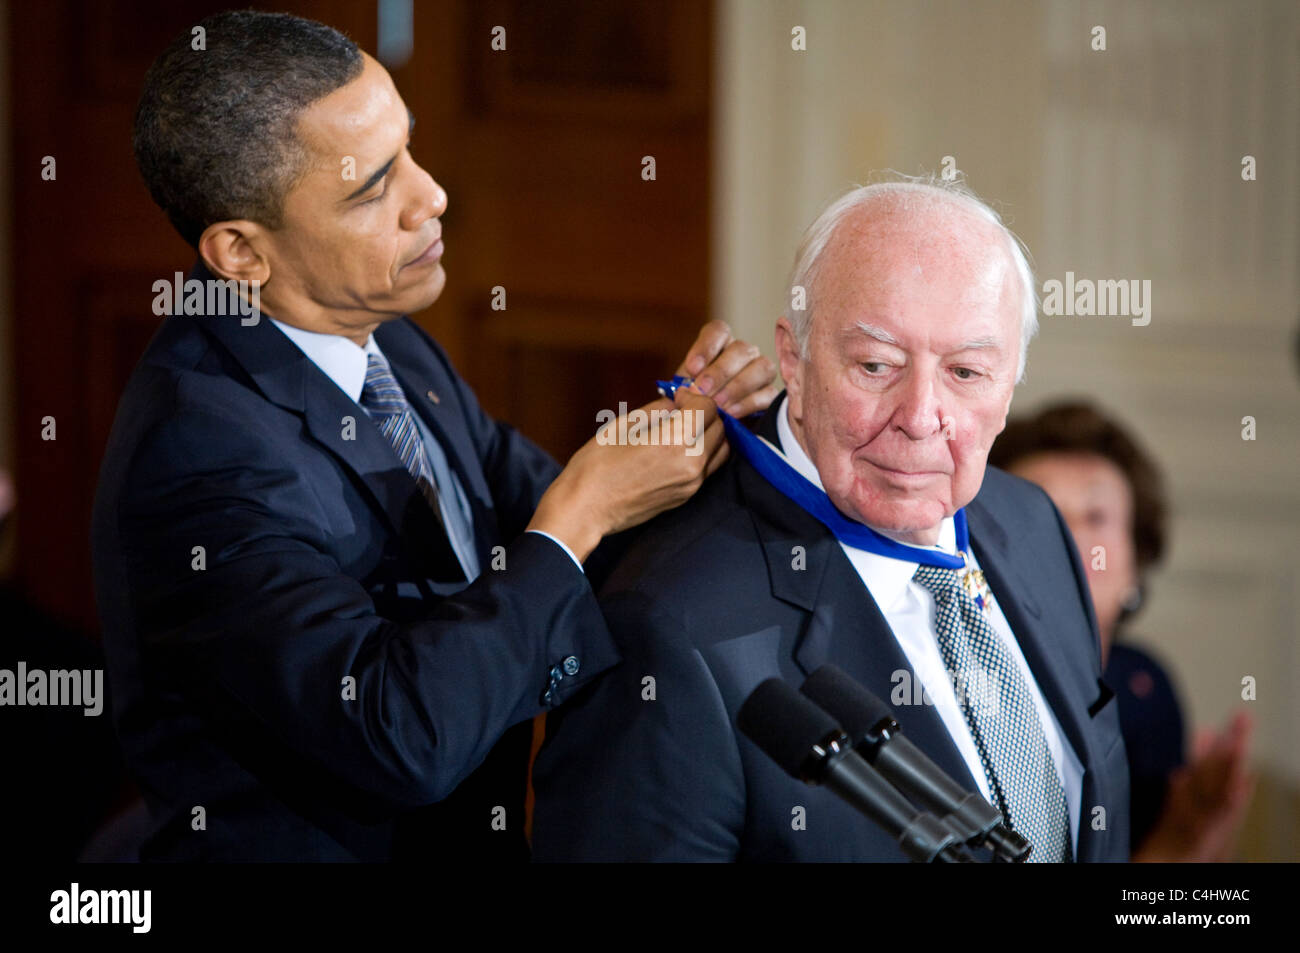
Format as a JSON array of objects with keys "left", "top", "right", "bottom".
[
  {"left": 774, "top": 398, "right": 959, "bottom": 613},
  {"left": 269, "top": 317, "right": 386, "bottom": 404}
]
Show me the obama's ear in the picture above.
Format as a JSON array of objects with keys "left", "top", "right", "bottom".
[{"left": 198, "top": 221, "right": 272, "bottom": 285}]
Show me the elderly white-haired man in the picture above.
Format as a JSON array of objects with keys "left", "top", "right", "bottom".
[{"left": 532, "top": 176, "right": 1130, "bottom": 863}]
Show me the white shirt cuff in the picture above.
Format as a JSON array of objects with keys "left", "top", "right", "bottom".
[{"left": 526, "top": 530, "right": 585, "bottom": 573}]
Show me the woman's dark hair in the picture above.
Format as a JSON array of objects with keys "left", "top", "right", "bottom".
[
  {"left": 988, "top": 400, "right": 1167, "bottom": 574},
  {"left": 133, "top": 10, "right": 364, "bottom": 248}
]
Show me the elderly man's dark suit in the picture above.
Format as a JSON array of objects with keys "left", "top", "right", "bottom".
[
  {"left": 532, "top": 393, "right": 1130, "bottom": 861},
  {"left": 92, "top": 262, "right": 619, "bottom": 861}
]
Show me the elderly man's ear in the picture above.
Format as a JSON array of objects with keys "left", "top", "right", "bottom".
[{"left": 775, "top": 316, "right": 803, "bottom": 409}]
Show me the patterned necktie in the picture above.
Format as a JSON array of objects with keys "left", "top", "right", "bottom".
[
  {"left": 912, "top": 563, "right": 1073, "bottom": 863},
  {"left": 359, "top": 354, "right": 443, "bottom": 519}
]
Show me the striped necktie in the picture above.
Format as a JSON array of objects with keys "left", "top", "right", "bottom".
[
  {"left": 913, "top": 564, "right": 1073, "bottom": 862},
  {"left": 359, "top": 353, "right": 443, "bottom": 518}
]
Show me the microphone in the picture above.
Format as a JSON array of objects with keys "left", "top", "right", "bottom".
[
  {"left": 799, "top": 664, "right": 1031, "bottom": 862},
  {"left": 737, "top": 677, "right": 975, "bottom": 863}
]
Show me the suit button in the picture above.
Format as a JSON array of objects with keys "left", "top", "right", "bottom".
[{"left": 562, "top": 655, "right": 580, "bottom": 676}]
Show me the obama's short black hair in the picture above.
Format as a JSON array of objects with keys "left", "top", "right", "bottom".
[{"left": 133, "top": 10, "right": 363, "bottom": 248}]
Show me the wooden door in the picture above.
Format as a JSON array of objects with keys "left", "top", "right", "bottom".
[{"left": 402, "top": 0, "right": 711, "bottom": 456}]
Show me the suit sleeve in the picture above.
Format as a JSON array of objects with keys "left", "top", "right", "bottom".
[
  {"left": 531, "top": 589, "right": 747, "bottom": 861},
  {"left": 113, "top": 404, "right": 619, "bottom": 814}
]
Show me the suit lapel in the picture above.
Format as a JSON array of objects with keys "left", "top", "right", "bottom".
[
  {"left": 189, "top": 261, "right": 464, "bottom": 580},
  {"left": 736, "top": 396, "right": 983, "bottom": 796},
  {"left": 965, "top": 501, "right": 1095, "bottom": 761},
  {"left": 965, "top": 496, "right": 1103, "bottom": 858}
]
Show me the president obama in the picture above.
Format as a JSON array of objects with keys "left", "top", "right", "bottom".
[{"left": 93, "top": 11, "right": 776, "bottom": 861}]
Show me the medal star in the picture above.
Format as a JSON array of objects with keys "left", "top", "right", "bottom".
[{"left": 961, "top": 566, "right": 995, "bottom": 615}]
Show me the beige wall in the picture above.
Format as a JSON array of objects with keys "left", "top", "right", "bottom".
[{"left": 715, "top": 0, "right": 1300, "bottom": 857}]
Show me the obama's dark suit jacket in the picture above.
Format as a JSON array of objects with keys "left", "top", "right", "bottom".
[
  {"left": 92, "top": 262, "right": 619, "bottom": 861},
  {"left": 532, "top": 393, "right": 1130, "bottom": 861}
]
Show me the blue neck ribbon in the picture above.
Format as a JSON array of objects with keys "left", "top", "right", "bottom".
[{"left": 657, "top": 377, "right": 969, "bottom": 570}]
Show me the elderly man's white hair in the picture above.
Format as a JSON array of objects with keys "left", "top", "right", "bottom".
[{"left": 786, "top": 175, "right": 1039, "bottom": 382}]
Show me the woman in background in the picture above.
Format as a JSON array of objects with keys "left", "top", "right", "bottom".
[{"left": 990, "top": 402, "right": 1253, "bottom": 862}]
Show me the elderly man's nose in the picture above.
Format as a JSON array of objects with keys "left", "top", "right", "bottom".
[{"left": 893, "top": 374, "right": 943, "bottom": 438}]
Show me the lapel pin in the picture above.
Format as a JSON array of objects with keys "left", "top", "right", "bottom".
[{"left": 426, "top": 389, "right": 440, "bottom": 405}]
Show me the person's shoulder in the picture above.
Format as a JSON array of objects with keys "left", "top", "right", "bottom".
[
  {"left": 103, "top": 316, "right": 297, "bottom": 482},
  {"left": 975, "top": 464, "right": 1057, "bottom": 516},
  {"left": 972, "top": 464, "right": 1071, "bottom": 537},
  {"left": 123, "top": 311, "right": 266, "bottom": 412},
  {"left": 971, "top": 465, "right": 1090, "bottom": 590},
  {"left": 599, "top": 458, "right": 766, "bottom": 612}
]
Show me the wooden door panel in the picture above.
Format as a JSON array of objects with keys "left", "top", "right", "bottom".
[{"left": 418, "top": 0, "right": 711, "bottom": 457}]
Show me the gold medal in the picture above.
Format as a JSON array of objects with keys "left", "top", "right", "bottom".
[{"left": 959, "top": 553, "right": 996, "bottom": 616}]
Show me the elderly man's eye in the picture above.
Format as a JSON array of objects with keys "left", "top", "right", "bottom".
[
  {"left": 861, "top": 362, "right": 887, "bottom": 374},
  {"left": 953, "top": 367, "right": 980, "bottom": 380}
]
